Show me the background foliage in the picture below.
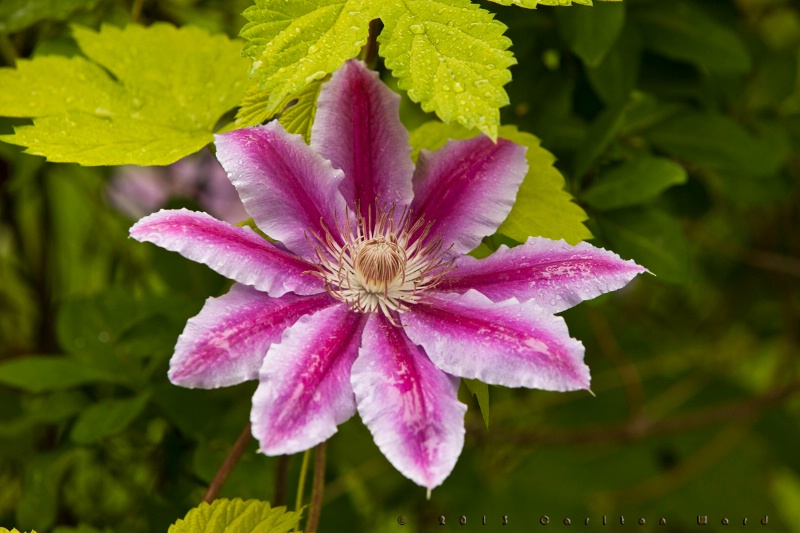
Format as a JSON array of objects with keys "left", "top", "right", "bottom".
[{"left": 1, "top": 0, "right": 800, "bottom": 531}]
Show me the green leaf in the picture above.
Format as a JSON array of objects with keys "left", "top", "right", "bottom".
[
  {"left": 597, "top": 207, "right": 689, "bottom": 284},
  {"left": 379, "top": 0, "right": 516, "bottom": 139},
  {"left": 69, "top": 393, "right": 151, "bottom": 444},
  {"left": 643, "top": 112, "right": 784, "bottom": 178},
  {"left": 585, "top": 25, "right": 642, "bottom": 104},
  {"left": 497, "top": 125, "right": 592, "bottom": 244},
  {"left": 539, "top": 0, "right": 622, "bottom": 4},
  {"left": 168, "top": 499, "right": 302, "bottom": 533},
  {"left": 633, "top": 2, "right": 751, "bottom": 74},
  {"left": 237, "top": 0, "right": 375, "bottom": 127},
  {"left": 746, "top": 50, "right": 797, "bottom": 112},
  {"left": 0, "top": 24, "right": 249, "bottom": 165},
  {"left": 484, "top": 0, "right": 539, "bottom": 7},
  {"left": 0, "top": 0, "right": 96, "bottom": 33},
  {"left": 555, "top": 2, "right": 625, "bottom": 67},
  {"left": 582, "top": 155, "right": 687, "bottom": 210},
  {"left": 409, "top": 120, "right": 591, "bottom": 243},
  {"left": 486, "top": 0, "right": 622, "bottom": 6},
  {"left": 16, "top": 451, "right": 76, "bottom": 532},
  {"left": 573, "top": 91, "right": 649, "bottom": 179},
  {"left": 463, "top": 378, "right": 490, "bottom": 428},
  {"left": 278, "top": 79, "right": 325, "bottom": 144},
  {"left": 0, "top": 357, "right": 123, "bottom": 393}
]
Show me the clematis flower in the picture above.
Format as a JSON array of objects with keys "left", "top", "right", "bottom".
[
  {"left": 108, "top": 149, "right": 248, "bottom": 224},
  {"left": 130, "top": 60, "right": 645, "bottom": 490}
]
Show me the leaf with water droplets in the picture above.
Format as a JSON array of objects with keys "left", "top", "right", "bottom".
[
  {"left": 0, "top": 23, "right": 249, "bottom": 165},
  {"left": 379, "top": 0, "right": 516, "bottom": 140},
  {"left": 236, "top": 0, "right": 376, "bottom": 127},
  {"left": 485, "top": 0, "right": 622, "bottom": 7}
]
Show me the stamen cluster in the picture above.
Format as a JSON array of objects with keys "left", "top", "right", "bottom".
[{"left": 308, "top": 204, "right": 455, "bottom": 322}]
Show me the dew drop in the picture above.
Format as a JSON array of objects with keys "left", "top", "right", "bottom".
[
  {"left": 409, "top": 24, "right": 424, "bottom": 34},
  {"left": 453, "top": 82, "right": 464, "bottom": 93},
  {"left": 305, "top": 70, "right": 326, "bottom": 83},
  {"left": 308, "top": 45, "right": 318, "bottom": 54}
]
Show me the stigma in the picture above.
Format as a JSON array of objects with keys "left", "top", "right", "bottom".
[{"left": 308, "top": 203, "right": 455, "bottom": 323}]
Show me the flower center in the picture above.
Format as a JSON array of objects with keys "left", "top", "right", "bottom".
[
  {"left": 354, "top": 237, "right": 405, "bottom": 293},
  {"left": 308, "top": 203, "right": 454, "bottom": 323}
]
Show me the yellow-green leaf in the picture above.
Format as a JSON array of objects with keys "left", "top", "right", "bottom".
[
  {"left": 486, "top": 0, "right": 622, "bottom": 7},
  {"left": 168, "top": 499, "right": 301, "bottom": 533},
  {"left": 379, "top": 0, "right": 516, "bottom": 140},
  {"left": 278, "top": 79, "right": 325, "bottom": 143},
  {"left": 0, "top": 24, "right": 249, "bottom": 166},
  {"left": 237, "top": 0, "right": 375, "bottom": 126},
  {"left": 409, "top": 121, "right": 591, "bottom": 244}
]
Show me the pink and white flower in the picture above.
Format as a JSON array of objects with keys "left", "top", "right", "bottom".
[{"left": 130, "top": 60, "right": 645, "bottom": 490}]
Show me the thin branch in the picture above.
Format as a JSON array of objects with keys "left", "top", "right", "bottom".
[
  {"left": 359, "top": 19, "right": 382, "bottom": 69},
  {"left": 273, "top": 455, "right": 291, "bottom": 507},
  {"left": 599, "top": 422, "right": 751, "bottom": 507},
  {"left": 131, "top": 0, "right": 145, "bottom": 23},
  {"left": 306, "top": 442, "right": 328, "bottom": 533},
  {"left": 477, "top": 380, "right": 800, "bottom": 447},
  {"left": 0, "top": 33, "right": 17, "bottom": 66},
  {"left": 588, "top": 310, "right": 645, "bottom": 417},
  {"left": 202, "top": 422, "right": 252, "bottom": 503}
]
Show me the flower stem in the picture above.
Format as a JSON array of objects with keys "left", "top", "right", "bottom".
[
  {"left": 293, "top": 448, "right": 312, "bottom": 532},
  {"left": 202, "top": 422, "right": 252, "bottom": 503},
  {"left": 305, "top": 442, "right": 328, "bottom": 533},
  {"left": 273, "top": 455, "right": 291, "bottom": 506},
  {"left": 131, "top": 0, "right": 145, "bottom": 23}
]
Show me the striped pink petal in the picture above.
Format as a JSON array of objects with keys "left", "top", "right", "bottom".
[
  {"left": 312, "top": 60, "right": 414, "bottom": 218},
  {"left": 130, "top": 209, "right": 320, "bottom": 296},
  {"left": 169, "top": 285, "right": 335, "bottom": 388},
  {"left": 403, "top": 290, "right": 590, "bottom": 391},
  {"left": 214, "top": 123, "right": 348, "bottom": 260},
  {"left": 351, "top": 313, "right": 466, "bottom": 490},
  {"left": 251, "top": 305, "right": 366, "bottom": 455},
  {"left": 438, "top": 237, "right": 647, "bottom": 313},
  {"left": 410, "top": 136, "right": 528, "bottom": 255}
]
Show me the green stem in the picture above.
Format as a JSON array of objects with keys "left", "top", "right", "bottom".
[
  {"left": 293, "top": 448, "right": 312, "bottom": 532},
  {"left": 305, "top": 442, "right": 328, "bottom": 533}
]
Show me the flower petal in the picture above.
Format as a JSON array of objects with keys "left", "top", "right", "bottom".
[
  {"left": 351, "top": 313, "right": 466, "bottom": 490},
  {"left": 130, "top": 209, "right": 321, "bottom": 296},
  {"left": 438, "top": 237, "right": 647, "bottom": 313},
  {"left": 251, "top": 305, "right": 365, "bottom": 455},
  {"left": 312, "top": 60, "right": 414, "bottom": 216},
  {"left": 410, "top": 136, "right": 528, "bottom": 255},
  {"left": 169, "top": 285, "right": 335, "bottom": 388},
  {"left": 403, "top": 290, "right": 589, "bottom": 391},
  {"left": 214, "top": 123, "right": 347, "bottom": 259}
]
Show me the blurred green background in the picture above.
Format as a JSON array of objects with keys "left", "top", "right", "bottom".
[{"left": 1, "top": 0, "right": 799, "bottom": 531}]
